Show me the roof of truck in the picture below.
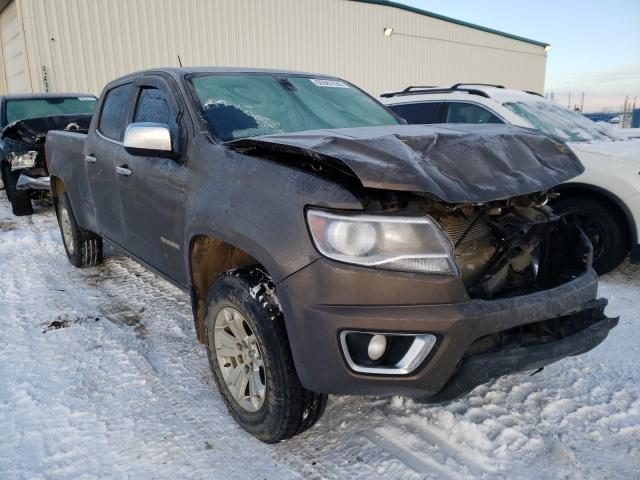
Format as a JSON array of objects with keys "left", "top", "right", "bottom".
[{"left": 120, "top": 66, "right": 333, "bottom": 78}]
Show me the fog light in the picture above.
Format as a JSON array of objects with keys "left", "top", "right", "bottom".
[{"left": 368, "top": 334, "right": 387, "bottom": 361}]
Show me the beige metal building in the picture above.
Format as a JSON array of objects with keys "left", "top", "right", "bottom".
[{"left": 0, "top": 0, "right": 548, "bottom": 97}]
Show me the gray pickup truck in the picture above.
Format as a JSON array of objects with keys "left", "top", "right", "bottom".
[{"left": 45, "top": 67, "right": 617, "bottom": 443}]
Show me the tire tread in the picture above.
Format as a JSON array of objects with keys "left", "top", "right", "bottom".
[{"left": 204, "top": 266, "right": 327, "bottom": 442}]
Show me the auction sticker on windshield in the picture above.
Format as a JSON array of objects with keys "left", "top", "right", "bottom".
[{"left": 309, "top": 79, "right": 350, "bottom": 88}]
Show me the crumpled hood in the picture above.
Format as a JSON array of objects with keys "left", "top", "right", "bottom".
[
  {"left": 1, "top": 113, "right": 93, "bottom": 144},
  {"left": 229, "top": 124, "right": 584, "bottom": 203}
]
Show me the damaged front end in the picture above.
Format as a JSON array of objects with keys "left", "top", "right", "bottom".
[
  {"left": 1, "top": 113, "right": 92, "bottom": 193},
  {"left": 429, "top": 191, "right": 591, "bottom": 300},
  {"left": 232, "top": 124, "right": 617, "bottom": 399},
  {"left": 413, "top": 192, "right": 618, "bottom": 401}
]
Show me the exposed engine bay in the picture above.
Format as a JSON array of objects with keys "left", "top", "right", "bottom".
[{"left": 372, "top": 190, "right": 591, "bottom": 300}]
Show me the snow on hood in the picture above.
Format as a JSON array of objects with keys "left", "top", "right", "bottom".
[{"left": 229, "top": 124, "right": 584, "bottom": 203}]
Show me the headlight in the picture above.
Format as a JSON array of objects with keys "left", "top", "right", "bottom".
[
  {"left": 306, "top": 209, "right": 459, "bottom": 275},
  {"left": 10, "top": 151, "right": 37, "bottom": 171}
]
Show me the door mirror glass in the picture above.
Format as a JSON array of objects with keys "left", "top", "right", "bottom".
[{"left": 123, "top": 122, "right": 172, "bottom": 153}]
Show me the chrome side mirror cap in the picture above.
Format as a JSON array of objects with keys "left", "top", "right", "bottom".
[{"left": 123, "top": 122, "right": 172, "bottom": 153}]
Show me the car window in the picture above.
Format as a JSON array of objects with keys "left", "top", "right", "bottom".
[
  {"left": 445, "top": 103, "right": 503, "bottom": 124},
  {"left": 98, "top": 83, "right": 133, "bottom": 140},
  {"left": 133, "top": 87, "right": 172, "bottom": 125},
  {"left": 5, "top": 97, "right": 97, "bottom": 124},
  {"left": 503, "top": 100, "right": 617, "bottom": 142},
  {"left": 388, "top": 102, "right": 444, "bottom": 124}
]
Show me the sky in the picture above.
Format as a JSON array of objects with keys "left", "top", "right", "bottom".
[{"left": 396, "top": 0, "right": 640, "bottom": 112}]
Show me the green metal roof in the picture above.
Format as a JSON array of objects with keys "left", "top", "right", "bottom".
[{"left": 351, "top": 0, "right": 549, "bottom": 47}]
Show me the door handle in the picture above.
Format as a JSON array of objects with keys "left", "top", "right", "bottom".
[
  {"left": 116, "top": 165, "right": 132, "bottom": 177},
  {"left": 85, "top": 154, "right": 96, "bottom": 164}
]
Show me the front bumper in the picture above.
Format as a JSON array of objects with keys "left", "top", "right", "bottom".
[
  {"left": 279, "top": 261, "right": 613, "bottom": 398},
  {"left": 16, "top": 173, "right": 50, "bottom": 191}
]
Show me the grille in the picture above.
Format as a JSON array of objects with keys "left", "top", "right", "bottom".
[
  {"left": 439, "top": 214, "right": 491, "bottom": 245},
  {"left": 439, "top": 214, "right": 495, "bottom": 284}
]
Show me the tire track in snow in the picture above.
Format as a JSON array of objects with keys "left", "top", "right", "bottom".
[
  {"left": 361, "top": 429, "right": 460, "bottom": 479},
  {"left": 2, "top": 193, "right": 639, "bottom": 480},
  {"left": 398, "top": 422, "right": 494, "bottom": 476}
]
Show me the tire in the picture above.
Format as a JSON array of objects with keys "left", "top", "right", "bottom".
[
  {"left": 0, "top": 162, "right": 6, "bottom": 190},
  {"left": 204, "top": 266, "right": 327, "bottom": 443},
  {"left": 552, "top": 196, "right": 628, "bottom": 274},
  {"left": 56, "top": 193, "right": 103, "bottom": 268},
  {"left": 3, "top": 164, "right": 32, "bottom": 216}
]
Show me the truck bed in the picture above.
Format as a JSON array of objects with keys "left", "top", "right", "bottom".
[{"left": 46, "top": 130, "right": 93, "bottom": 229}]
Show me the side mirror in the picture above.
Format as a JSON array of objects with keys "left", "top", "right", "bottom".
[{"left": 123, "top": 122, "right": 172, "bottom": 154}]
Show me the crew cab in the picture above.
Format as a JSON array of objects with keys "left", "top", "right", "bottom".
[
  {"left": 0, "top": 93, "right": 97, "bottom": 215},
  {"left": 46, "top": 68, "right": 616, "bottom": 442},
  {"left": 381, "top": 84, "right": 640, "bottom": 274}
]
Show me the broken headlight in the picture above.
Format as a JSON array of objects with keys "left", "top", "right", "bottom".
[
  {"left": 306, "top": 209, "right": 459, "bottom": 275},
  {"left": 10, "top": 151, "right": 37, "bottom": 171}
]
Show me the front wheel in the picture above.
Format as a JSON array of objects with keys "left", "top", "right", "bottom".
[
  {"left": 552, "top": 197, "right": 628, "bottom": 274},
  {"left": 3, "top": 165, "right": 32, "bottom": 216},
  {"left": 204, "top": 266, "right": 327, "bottom": 443},
  {"left": 56, "top": 193, "right": 103, "bottom": 268}
]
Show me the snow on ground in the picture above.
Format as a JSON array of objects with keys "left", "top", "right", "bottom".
[{"left": 0, "top": 194, "right": 638, "bottom": 480}]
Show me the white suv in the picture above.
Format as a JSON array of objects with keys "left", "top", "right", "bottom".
[{"left": 381, "top": 84, "right": 640, "bottom": 274}]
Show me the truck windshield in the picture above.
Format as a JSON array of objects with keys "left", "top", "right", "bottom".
[
  {"left": 5, "top": 97, "right": 98, "bottom": 125},
  {"left": 503, "top": 100, "right": 619, "bottom": 143},
  {"left": 189, "top": 74, "right": 400, "bottom": 141}
]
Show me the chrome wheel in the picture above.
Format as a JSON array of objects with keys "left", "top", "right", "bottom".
[
  {"left": 214, "top": 307, "right": 266, "bottom": 412},
  {"left": 59, "top": 204, "right": 75, "bottom": 255}
]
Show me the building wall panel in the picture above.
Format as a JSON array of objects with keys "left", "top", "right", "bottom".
[
  {"left": 1, "top": 0, "right": 30, "bottom": 93},
  {"left": 14, "top": 0, "right": 546, "bottom": 96}
]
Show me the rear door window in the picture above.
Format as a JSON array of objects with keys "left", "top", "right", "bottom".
[
  {"left": 388, "top": 102, "right": 444, "bottom": 124},
  {"left": 98, "top": 83, "right": 133, "bottom": 140},
  {"left": 445, "top": 102, "right": 503, "bottom": 124}
]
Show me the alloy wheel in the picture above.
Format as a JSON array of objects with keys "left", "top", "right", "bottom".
[
  {"left": 214, "top": 307, "right": 266, "bottom": 412},
  {"left": 59, "top": 204, "right": 75, "bottom": 255}
]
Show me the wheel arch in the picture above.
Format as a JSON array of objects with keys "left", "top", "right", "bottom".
[
  {"left": 553, "top": 182, "right": 636, "bottom": 247},
  {"left": 50, "top": 175, "right": 66, "bottom": 206},
  {"left": 188, "top": 233, "right": 270, "bottom": 343}
]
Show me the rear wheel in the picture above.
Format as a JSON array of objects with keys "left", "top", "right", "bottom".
[
  {"left": 3, "top": 164, "right": 32, "bottom": 216},
  {"left": 553, "top": 196, "right": 627, "bottom": 274},
  {"left": 204, "top": 266, "right": 327, "bottom": 443},
  {"left": 56, "top": 193, "right": 103, "bottom": 268}
]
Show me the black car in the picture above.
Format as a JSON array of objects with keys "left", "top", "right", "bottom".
[{"left": 0, "top": 93, "right": 97, "bottom": 215}]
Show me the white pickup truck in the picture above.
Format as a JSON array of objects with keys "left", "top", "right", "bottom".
[{"left": 381, "top": 85, "right": 640, "bottom": 274}]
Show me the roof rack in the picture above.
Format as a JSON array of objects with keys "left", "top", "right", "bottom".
[
  {"left": 451, "top": 83, "right": 505, "bottom": 89},
  {"left": 401, "top": 86, "right": 438, "bottom": 92},
  {"left": 380, "top": 86, "right": 491, "bottom": 98},
  {"left": 524, "top": 90, "right": 544, "bottom": 97}
]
